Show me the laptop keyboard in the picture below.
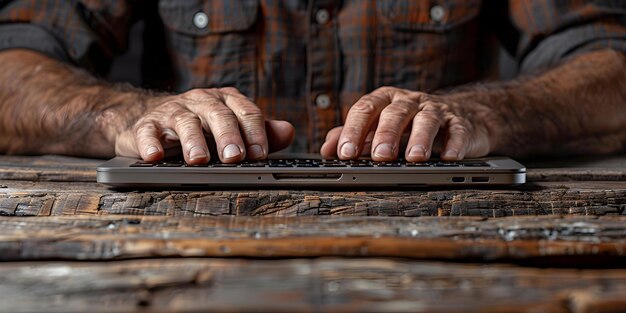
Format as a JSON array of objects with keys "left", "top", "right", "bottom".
[{"left": 130, "top": 159, "right": 489, "bottom": 168}]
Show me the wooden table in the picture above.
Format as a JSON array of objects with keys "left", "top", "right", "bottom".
[{"left": 1, "top": 155, "right": 625, "bottom": 312}]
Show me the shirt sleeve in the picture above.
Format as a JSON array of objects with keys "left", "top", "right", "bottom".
[
  {"left": 0, "top": 0, "right": 136, "bottom": 74},
  {"left": 507, "top": 0, "right": 626, "bottom": 73}
]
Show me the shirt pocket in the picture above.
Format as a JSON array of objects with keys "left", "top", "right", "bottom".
[
  {"left": 375, "top": 0, "right": 482, "bottom": 91},
  {"left": 158, "top": 0, "right": 259, "bottom": 96}
]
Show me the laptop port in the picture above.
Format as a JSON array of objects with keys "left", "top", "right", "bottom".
[
  {"left": 471, "top": 177, "right": 490, "bottom": 182},
  {"left": 451, "top": 177, "right": 465, "bottom": 183}
]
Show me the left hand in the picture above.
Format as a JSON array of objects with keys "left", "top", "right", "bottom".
[{"left": 320, "top": 87, "right": 496, "bottom": 162}]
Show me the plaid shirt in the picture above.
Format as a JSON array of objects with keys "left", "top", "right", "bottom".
[{"left": 1, "top": 0, "right": 625, "bottom": 152}]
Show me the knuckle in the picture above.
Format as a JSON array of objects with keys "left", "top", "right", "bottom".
[
  {"left": 238, "top": 123, "right": 266, "bottom": 141},
  {"left": 137, "top": 136, "right": 158, "bottom": 146},
  {"left": 219, "top": 87, "right": 240, "bottom": 95},
  {"left": 420, "top": 101, "right": 448, "bottom": 112},
  {"left": 213, "top": 130, "right": 240, "bottom": 143},
  {"left": 340, "top": 126, "right": 365, "bottom": 141},
  {"left": 448, "top": 123, "right": 470, "bottom": 138},
  {"left": 182, "top": 88, "right": 210, "bottom": 100},
  {"left": 384, "top": 102, "right": 414, "bottom": 117},
  {"left": 159, "top": 100, "right": 185, "bottom": 112},
  {"left": 415, "top": 119, "right": 441, "bottom": 132},
  {"left": 208, "top": 107, "right": 236, "bottom": 121},
  {"left": 237, "top": 106, "right": 263, "bottom": 119},
  {"left": 375, "top": 129, "right": 402, "bottom": 139},
  {"left": 133, "top": 120, "right": 157, "bottom": 135},
  {"left": 172, "top": 110, "right": 200, "bottom": 125},
  {"left": 416, "top": 109, "right": 443, "bottom": 125},
  {"left": 375, "top": 86, "right": 398, "bottom": 94},
  {"left": 351, "top": 99, "right": 379, "bottom": 115}
]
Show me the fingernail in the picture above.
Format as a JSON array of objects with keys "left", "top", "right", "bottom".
[
  {"left": 223, "top": 144, "right": 242, "bottom": 159},
  {"left": 373, "top": 143, "right": 394, "bottom": 159},
  {"left": 146, "top": 146, "right": 159, "bottom": 156},
  {"left": 443, "top": 149, "right": 459, "bottom": 159},
  {"left": 248, "top": 144, "right": 265, "bottom": 159},
  {"left": 189, "top": 146, "right": 207, "bottom": 160},
  {"left": 408, "top": 145, "right": 426, "bottom": 158},
  {"left": 340, "top": 142, "right": 357, "bottom": 158}
]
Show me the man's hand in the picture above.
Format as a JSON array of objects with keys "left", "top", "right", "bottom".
[
  {"left": 114, "top": 87, "right": 295, "bottom": 165},
  {"left": 0, "top": 50, "right": 294, "bottom": 162},
  {"left": 320, "top": 87, "right": 496, "bottom": 162}
]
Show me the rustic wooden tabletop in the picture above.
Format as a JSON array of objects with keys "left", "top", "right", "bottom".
[{"left": 1, "top": 155, "right": 625, "bottom": 313}]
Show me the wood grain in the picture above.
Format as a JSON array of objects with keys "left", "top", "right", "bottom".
[
  {"left": 1, "top": 180, "right": 625, "bottom": 217},
  {"left": 2, "top": 155, "right": 626, "bottom": 312},
  {"left": 1, "top": 258, "right": 625, "bottom": 313},
  {"left": 1, "top": 215, "right": 624, "bottom": 263}
]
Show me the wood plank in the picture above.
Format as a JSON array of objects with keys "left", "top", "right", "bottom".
[
  {"left": 0, "top": 258, "right": 625, "bottom": 313},
  {"left": 1, "top": 215, "right": 625, "bottom": 263},
  {"left": 2, "top": 180, "right": 626, "bottom": 217},
  {"left": 0, "top": 155, "right": 98, "bottom": 182}
]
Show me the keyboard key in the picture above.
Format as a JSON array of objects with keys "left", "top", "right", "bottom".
[
  {"left": 269, "top": 163, "right": 293, "bottom": 168},
  {"left": 321, "top": 163, "right": 346, "bottom": 167},
  {"left": 348, "top": 163, "right": 371, "bottom": 167},
  {"left": 435, "top": 162, "right": 460, "bottom": 167},
  {"left": 296, "top": 163, "right": 320, "bottom": 167},
  {"left": 211, "top": 163, "right": 239, "bottom": 167},
  {"left": 405, "top": 163, "right": 432, "bottom": 167},
  {"left": 240, "top": 162, "right": 266, "bottom": 167},
  {"left": 375, "top": 162, "right": 403, "bottom": 167},
  {"left": 185, "top": 163, "right": 209, "bottom": 167},
  {"left": 130, "top": 161, "right": 156, "bottom": 167},
  {"left": 462, "top": 162, "right": 488, "bottom": 167},
  {"left": 155, "top": 161, "right": 184, "bottom": 167}
]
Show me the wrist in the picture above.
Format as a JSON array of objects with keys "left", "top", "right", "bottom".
[
  {"left": 438, "top": 89, "right": 511, "bottom": 156},
  {"left": 94, "top": 86, "right": 165, "bottom": 157}
]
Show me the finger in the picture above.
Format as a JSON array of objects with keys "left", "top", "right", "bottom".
[
  {"left": 132, "top": 120, "right": 165, "bottom": 162},
  {"left": 320, "top": 126, "right": 343, "bottom": 158},
  {"left": 202, "top": 103, "right": 246, "bottom": 163},
  {"left": 441, "top": 115, "right": 471, "bottom": 161},
  {"left": 114, "top": 130, "right": 140, "bottom": 159},
  {"left": 169, "top": 108, "right": 210, "bottom": 165},
  {"left": 337, "top": 91, "right": 389, "bottom": 159},
  {"left": 370, "top": 100, "right": 420, "bottom": 161},
  {"left": 220, "top": 88, "right": 268, "bottom": 160},
  {"left": 405, "top": 103, "right": 445, "bottom": 162},
  {"left": 265, "top": 120, "right": 295, "bottom": 153}
]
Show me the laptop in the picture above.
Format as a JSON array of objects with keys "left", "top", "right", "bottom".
[{"left": 96, "top": 155, "right": 526, "bottom": 188}]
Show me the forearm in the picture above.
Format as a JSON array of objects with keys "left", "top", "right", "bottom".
[
  {"left": 443, "top": 49, "right": 626, "bottom": 157},
  {"left": 0, "top": 49, "right": 152, "bottom": 157}
]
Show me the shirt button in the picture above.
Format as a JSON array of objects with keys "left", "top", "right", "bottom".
[
  {"left": 315, "top": 94, "right": 331, "bottom": 109},
  {"left": 193, "top": 11, "right": 209, "bottom": 29},
  {"left": 315, "top": 9, "right": 330, "bottom": 25},
  {"left": 430, "top": 5, "right": 445, "bottom": 22}
]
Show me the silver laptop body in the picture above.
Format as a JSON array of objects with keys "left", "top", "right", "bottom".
[{"left": 97, "top": 156, "right": 526, "bottom": 188}]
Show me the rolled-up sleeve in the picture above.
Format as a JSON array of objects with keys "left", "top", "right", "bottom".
[
  {"left": 508, "top": 0, "right": 626, "bottom": 73},
  {"left": 0, "top": 0, "right": 135, "bottom": 73}
]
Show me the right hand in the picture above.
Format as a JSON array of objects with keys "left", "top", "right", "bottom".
[{"left": 114, "top": 87, "right": 295, "bottom": 164}]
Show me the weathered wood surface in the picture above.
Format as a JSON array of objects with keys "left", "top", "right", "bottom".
[
  {"left": 2, "top": 155, "right": 626, "bottom": 312},
  {"left": 0, "top": 155, "right": 98, "bottom": 182},
  {"left": 1, "top": 215, "right": 625, "bottom": 262},
  {"left": 2, "top": 180, "right": 626, "bottom": 217},
  {"left": 1, "top": 258, "right": 626, "bottom": 313},
  {"left": 2, "top": 155, "right": 626, "bottom": 217}
]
